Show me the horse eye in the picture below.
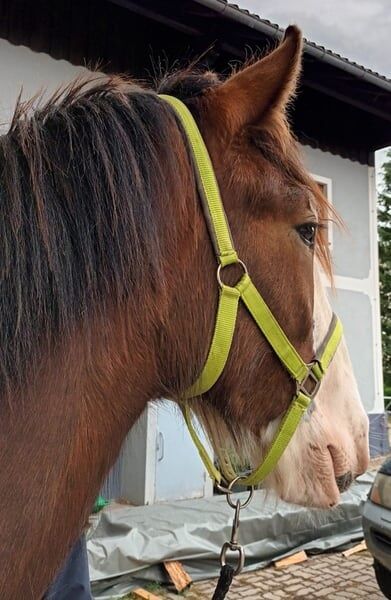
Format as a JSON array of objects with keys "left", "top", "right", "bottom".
[{"left": 296, "top": 223, "right": 317, "bottom": 247}]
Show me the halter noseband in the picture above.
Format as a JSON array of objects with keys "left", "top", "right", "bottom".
[{"left": 160, "top": 94, "right": 342, "bottom": 487}]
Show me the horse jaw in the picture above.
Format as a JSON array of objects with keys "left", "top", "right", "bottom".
[{"left": 260, "top": 264, "right": 369, "bottom": 508}]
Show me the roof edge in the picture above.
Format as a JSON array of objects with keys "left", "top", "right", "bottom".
[{"left": 193, "top": 0, "right": 391, "bottom": 92}]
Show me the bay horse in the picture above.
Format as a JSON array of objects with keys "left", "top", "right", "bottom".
[{"left": 0, "top": 26, "right": 369, "bottom": 598}]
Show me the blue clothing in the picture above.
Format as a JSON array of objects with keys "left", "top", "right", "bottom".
[{"left": 45, "top": 536, "right": 92, "bottom": 599}]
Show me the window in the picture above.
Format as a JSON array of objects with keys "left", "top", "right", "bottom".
[{"left": 310, "top": 173, "right": 333, "bottom": 250}]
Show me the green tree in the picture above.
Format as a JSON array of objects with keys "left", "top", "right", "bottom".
[{"left": 378, "top": 150, "right": 391, "bottom": 401}]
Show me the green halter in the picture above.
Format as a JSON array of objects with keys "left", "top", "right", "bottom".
[{"left": 160, "top": 94, "right": 343, "bottom": 488}]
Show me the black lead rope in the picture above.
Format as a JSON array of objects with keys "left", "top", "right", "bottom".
[{"left": 212, "top": 564, "right": 235, "bottom": 600}]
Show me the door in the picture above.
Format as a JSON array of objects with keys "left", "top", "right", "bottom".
[{"left": 154, "top": 400, "right": 213, "bottom": 502}]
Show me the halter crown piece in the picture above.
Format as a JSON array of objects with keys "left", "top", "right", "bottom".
[{"left": 160, "top": 94, "right": 343, "bottom": 488}]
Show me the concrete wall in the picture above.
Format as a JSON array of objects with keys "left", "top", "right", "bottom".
[
  {"left": 301, "top": 146, "right": 384, "bottom": 424},
  {"left": 0, "top": 38, "right": 86, "bottom": 128},
  {"left": 302, "top": 146, "right": 371, "bottom": 280}
]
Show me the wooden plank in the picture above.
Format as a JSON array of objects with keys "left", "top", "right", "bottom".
[
  {"left": 163, "top": 560, "right": 192, "bottom": 592},
  {"left": 132, "top": 588, "right": 162, "bottom": 600},
  {"left": 342, "top": 540, "right": 367, "bottom": 557},
  {"left": 274, "top": 550, "right": 308, "bottom": 569}
]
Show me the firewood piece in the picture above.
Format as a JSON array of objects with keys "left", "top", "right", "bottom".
[
  {"left": 163, "top": 560, "right": 193, "bottom": 592},
  {"left": 274, "top": 550, "right": 308, "bottom": 569},
  {"left": 132, "top": 588, "right": 162, "bottom": 600},
  {"left": 342, "top": 540, "right": 367, "bottom": 557}
]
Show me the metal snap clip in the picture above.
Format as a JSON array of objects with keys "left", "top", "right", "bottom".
[{"left": 218, "top": 477, "right": 254, "bottom": 576}]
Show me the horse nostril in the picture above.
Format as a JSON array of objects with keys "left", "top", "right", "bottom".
[{"left": 335, "top": 471, "right": 353, "bottom": 493}]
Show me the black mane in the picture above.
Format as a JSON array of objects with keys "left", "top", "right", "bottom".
[{"left": 0, "top": 73, "right": 204, "bottom": 393}]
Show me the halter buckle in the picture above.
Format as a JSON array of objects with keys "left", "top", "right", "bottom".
[{"left": 297, "top": 363, "right": 321, "bottom": 400}]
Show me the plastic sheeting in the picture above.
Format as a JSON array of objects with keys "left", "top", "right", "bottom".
[{"left": 88, "top": 473, "right": 373, "bottom": 599}]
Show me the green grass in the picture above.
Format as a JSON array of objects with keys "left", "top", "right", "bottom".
[{"left": 122, "top": 581, "right": 166, "bottom": 599}]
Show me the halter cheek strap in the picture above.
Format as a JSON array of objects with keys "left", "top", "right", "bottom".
[{"left": 160, "top": 94, "right": 343, "bottom": 487}]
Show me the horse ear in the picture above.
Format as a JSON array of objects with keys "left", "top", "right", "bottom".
[{"left": 210, "top": 26, "right": 303, "bottom": 134}]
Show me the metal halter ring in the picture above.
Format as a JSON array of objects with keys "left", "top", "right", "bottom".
[
  {"left": 217, "top": 259, "right": 248, "bottom": 288},
  {"left": 220, "top": 540, "right": 245, "bottom": 576},
  {"left": 217, "top": 475, "right": 254, "bottom": 509}
]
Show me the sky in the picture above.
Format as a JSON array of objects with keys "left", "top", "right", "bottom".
[
  {"left": 238, "top": 0, "right": 391, "bottom": 77},
  {"left": 238, "top": 0, "right": 390, "bottom": 174}
]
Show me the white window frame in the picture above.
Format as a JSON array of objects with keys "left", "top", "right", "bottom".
[{"left": 310, "top": 173, "right": 333, "bottom": 250}]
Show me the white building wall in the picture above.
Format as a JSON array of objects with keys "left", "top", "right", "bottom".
[
  {"left": 0, "top": 38, "right": 86, "bottom": 128},
  {"left": 301, "top": 146, "right": 384, "bottom": 416}
]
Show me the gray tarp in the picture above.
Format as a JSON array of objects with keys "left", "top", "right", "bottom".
[{"left": 88, "top": 473, "right": 373, "bottom": 599}]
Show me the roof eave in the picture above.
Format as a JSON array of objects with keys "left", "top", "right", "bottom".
[{"left": 193, "top": 0, "right": 391, "bottom": 94}]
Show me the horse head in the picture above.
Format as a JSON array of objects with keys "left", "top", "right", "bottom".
[{"left": 158, "top": 26, "right": 369, "bottom": 508}]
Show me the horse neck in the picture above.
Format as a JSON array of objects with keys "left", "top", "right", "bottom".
[{"left": 0, "top": 314, "right": 154, "bottom": 597}]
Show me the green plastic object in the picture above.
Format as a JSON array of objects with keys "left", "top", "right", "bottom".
[{"left": 93, "top": 495, "right": 109, "bottom": 514}]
